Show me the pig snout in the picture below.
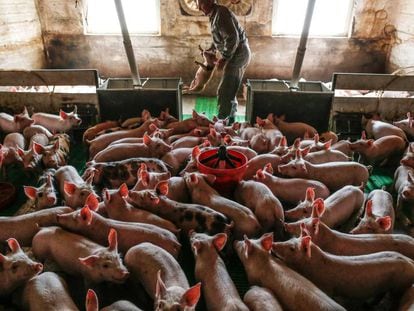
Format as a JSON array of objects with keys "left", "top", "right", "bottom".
[
  {"left": 33, "top": 262, "right": 44, "bottom": 274},
  {"left": 112, "top": 269, "right": 130, "bottom": 283}
]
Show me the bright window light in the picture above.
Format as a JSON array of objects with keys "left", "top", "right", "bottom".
[
  {"left": 85, "top": 0, "right": 160, "bottom": 35},
  {"left": 272, "top": 0, "right": 353, "bottom": 37}
]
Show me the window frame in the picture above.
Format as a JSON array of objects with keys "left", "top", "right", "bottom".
[
  {"left": 271, "top": 0, "right": 354, "bottom": 38},
  {"left": 83, "top": 0, "right": 161, "bottom": 36}
]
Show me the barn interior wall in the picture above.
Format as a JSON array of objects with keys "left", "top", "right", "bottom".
[{"left": 0, "top": 0, "right": 410, "bottom": 85}]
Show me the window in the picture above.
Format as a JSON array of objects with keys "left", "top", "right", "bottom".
[
  {"left": 272, "top": 0, "right": 353, "bottom": 37},
  {"left": 85, "top": 0, "right": 160, "bottom": 35}
]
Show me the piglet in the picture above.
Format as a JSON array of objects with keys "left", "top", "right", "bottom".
[
  {"left": 166, "top": 110, "right": 213, "bottom": 135},
  {"left": 23, "top": 124, "right": 53, "bottom": 140},
  {"left": 271, "top": 113, "right": 317, "bottom": 144},
  {"left": 183, "top": 45, "right": 217, "bottom": 94},
  {"left": 0, "top": 238, "right": 43, "bottom": 297},
  {"left": 16, "top": 272, "right": 79, "bottom": 311},
  {"left": 132, "top": 163, "right": 171, "bottom": 191},
  {"left": 125, "top": 243, "right": 201, "bottom": 311},
  {"left": 234, "top": 233, "right": 345, "bottom": 310},
  {"left": 365, "top": 117, "right": 407, "bottom": 141},
  {"left": 85, "top": 288, "right": 141, "bottom": 311},
  {"left": 0, "top": 107, "right": 34, "bottom": 133},
  {"left": 33, "top": 227, "right": 129, "bottom": 284},
  {"left": 190, "top": 232, "right": 249, "bottom": 310},
  {"left": 0, "top": 132, "right": 25, "bottom": 167},
  {"left": 243, "top": 286, "right": 283, "bottom": 311},
  {"left": 32, "top": 106, "right": 81, "bottom": 133},
  {"left": 401, "top": 143, "right": 414, "bottom": 168},
  {"left": 83, "top": 120, "right": 120, "bottom": 143},
  {"left": 394, "top": 165, "right": 414, "bottom": 225},
  {"left": 23, "top": 169, "right": 58, "bottom": 210},
  {"left": 56, "top": 165, "right": 96, "bottom": 208},
  {"left": 243, "top": 154, "right": 282, "bottom": 180},
  {"left": 272, "top": 234, "right": 414, "bottom": 300},
  {"left": 40, "top": 133, "right": 71, "bottom": 168}
]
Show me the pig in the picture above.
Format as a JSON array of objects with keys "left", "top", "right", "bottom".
[
  {"left": 85, "top": 288, "right": 142, "bottom": 311},
  {"left": 17, "top": 272, "right": 79, "bottom": 311},
  {"left": 285, "top": 185, "right": 364, "bottom": 228},
  {"left": 40, "top": 133, "right": 71, "bottom": 168},
  {"left": 351, "top": 195, "right": 394, "bottom": 234},
  {"left": 401, "top": 143, "right": 414, "bottom": 168},
  {"left": 190, "top": 232, "right": 249, "bottom": 310},
  {"left": 83, "top": 120, "right": 120, "bottom": 143},
  {"left": 167, "top": 128, "right": 208, "bottom": 144},
  {"left": 120, "top": 109, "right": 151, "bottom": 128},
  {"left": 56, "top": 165, "right": 96, "bottom": 208},
  {"left": 303, "top": 141, "right": 350, "bottom": 164},
  {"left": 16, "top": 142, "right": 43, "bottom": 170},
  {"left": 124, "top": 243, "right": 201, "bottom": 310},
  {"left": 183, "top": 45, "right": 217, "bottom": 94},
  {"left": 249, "top": 132, "right": 271, "bottom": 154},
  {"left": 243, "top": 286, "right": 283, "bottom": 311},
  {"left": 234, "top": 180, "right": 284, "bottom": 235},
  {"left": 0, "top": 133, "right": 25, "bottom": 167},
  {"left": 33, "top": 227, "right": 129, "bottom": 284},
  {"left": 161, "top": 147, "right": 193, "bottom": 176},
  {"left": 184, "top": 172, "right": 262, "bottom": 239},
  {"left": 102, "top": 184, "right": 178, "bottom": 233},
  {"left": 234, "top": 233, "right": 345, "bottom": 311},
  {"left": 319, "top": 131, "right": 338, "bottom": 144},
  {"left": 56, "top": 206, "right": 181, "bottom": 257},
  {"left": 271, "top": 235, "right": 414, "bottom": 300},
  {"left": 278, "top": 150, "right": 369, "bottom": 191},
  {"left": 223, "top": 134, "right": 250, "bottom": 147},
  {"left": 32, "top": 106, "right": 81, "bottom": 133},
  {"left": 0, "top": 238, "right": 43, "bottom": 297},
  {"left": 132, "top": 163, "right": 171, "bottom": 191},
  {"left": 166, "top": 110, "right": 213, "bottom": 135},
  {"left": 293, "top": 217, "right": 414, "bottom": 260},
  {"left": 269, "top": 136, "right": 289, "bottom": 156},
  {"left": 83, "top": 157, "right": 169, "bottom": 188},
  {"left": 349, "top": 133, "right": 406, "bottom": 166},
  {"left": 93, "top": 134, "right": 172, "bottom": 162},
  {"left": 23, "top": 169, "right": 58, "bottom": 210},
  {"left": 23, "top": 124, "right": 53, "bottom": 140},
  {"left": 271, "top": 113, "right": 317, "bottom": 144},
  {"left": 128, "top": 181, "right": 230, "bottom": 235},
  {"left": 298, "top": 134, "right": 329, "bottom": 152},
  {"left": 365, "top": 117, "right": 408, "bottom": 141},
  {"left": 243, "top": 154, "right": 282, "bottom": 180},
  {"left": 0, "top": 206, "right": 73, "bottom": 246},
  {"left": 254, "top": 164, "right": 330, "bottom": 204},
  {"left": 394, "top": 165, "right": 414, "bottom": 225},
  {"left": 87, "top": 118, "right": 161, "bottom": 158},
  {"left": 393, "top": 112, "right": 414, "bottom": 139},
  {"left": 330, "top": 139, "right": 353, "bottom": 157},
  {"left": 0, "top": 107, "right": 34, "bottom": 133}
]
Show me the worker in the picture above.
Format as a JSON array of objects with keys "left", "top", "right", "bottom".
[{"left": 196, "top": 0, "right": 251, "bottom": 125}]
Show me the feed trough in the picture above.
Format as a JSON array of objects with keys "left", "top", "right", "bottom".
[{"left": 197, "top": 146, "right": 247, "bottom": 197}]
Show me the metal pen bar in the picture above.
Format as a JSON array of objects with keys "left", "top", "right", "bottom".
[
  {"left": 290, "top": 0, "right": 316, "bottom": 90},
  {"left": 114, "top": 0, "right": 142, "bottom": 87}
]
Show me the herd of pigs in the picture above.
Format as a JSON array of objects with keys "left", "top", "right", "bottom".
[{"left": 3, "top": 105, "right": 414, "bottom": 310}]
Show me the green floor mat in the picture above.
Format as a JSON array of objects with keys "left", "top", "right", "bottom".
[
  {"left": 195, "top": 97, "right": 245, "bottom": 122},
  {"left": 365, "top": 167, "right": 395, "bottom": 193}
]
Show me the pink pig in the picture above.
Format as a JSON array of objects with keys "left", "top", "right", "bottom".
[
  {"left": 32, "top": 106, "right": 81, "bottom": 133},
  {"left": 0, "top": 107, "right": 34, "bottom": 133}
]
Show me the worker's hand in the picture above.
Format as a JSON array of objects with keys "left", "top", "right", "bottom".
[{"left": 215, "top": 58, "right": 226, "bottom": 71}]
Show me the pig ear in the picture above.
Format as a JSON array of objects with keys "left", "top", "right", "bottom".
[
  {"left": 301, "top": 146, "right": 311, "bottom": 157},
  {"left": 85, "top": 193, "right": 99, "bottom": 211},
  {"left": 314, "top": 133, "right": 320, "bottom": 143},
  {"left": 156, "top": 181, "right": 169, "bottom": 196},
  {"left": 264, "top": 163, "right": 274, "bottom": 174},
  {"left": 192, "top": 146, "right": 201, "bottom": 159},
  {"left": 149, "top": 123, "right": 158, "bottom": 132},
  {"left": 408, "top": 172, "right": 414, "bottom": 184},
  {"left": 243, "top": 235, "right": 252, "bottom": 259},
  {"left": 192, "top": 110, "right": 198, "bottom": 119},
  {"left": 17, "top": 147, "right": 25, "bottom": 157},
  {"left": 306, "top": 187, "right": 315, "bottom": 202},
  {"left": 80, "top": 206, "right": 93, "bottom": 225},
  {"left": 46, "top": 174, "right": 53, "bottom": 186},
  {"left": 254, "top": 169, "right": 265, "bottom": 180},
  {"left": 108, "top": 228, "right": 118, "bottom": 251},
  {"left": 33, "top": 142, "right": 44, "bottom": 155},
  {"left": 143, "top": 133, "right": 151, "bottom": 145},
  {"left": 155, "top": 270, "right": 167, "bottom": 299},
  {"left": 64, "top": 181, "right": 77, "bottom": 195},
  {"left": 79, "top": 255, "right": 99, "bottom": 267},
  {"left": 142, "top": 109, "right": 151, "bottom": 120},
  {"left": 24, "top": 186, "right": 37, "bottom": 200},
  {"left": 266, "top": 113, "right": 274, "bottom": 121},
  {"left": 311, "top": 218, "right": 320, "bottom": 235},
  {"left": 256, "top": 116, "right": 264, "bottom": 126},
  {"left": 60, "top": 110, "right": 68, "bottom": 120},
  {"left": 189, "top": 173, "right": 199, "bottom": 185},
  {"left": 361, "top": 131, "right": 367, "bottom": 140},
  {"left": 300, "top": 236, "right": 312, "bottom": 258},
  {"left": 367, "top": 139, "right": 374, "bottom": 147},
  {"left": 300, "top": 223, "right": 310, "bottom": 237},
  {"left": 191, "top": 240, "right": 201, "bottom": 256},
  {"left": 213, "top": 233, "right": 227, "bottom": 251},
  {"left": 365, "top": 200, "right": 373, "bottom": 217},
  {"left": 103, "top": 189, "right": 111, "bottom": 202},
  {"left": 280, "top": 136, "right": 287, "bottom": 147},
  {"left": 260, "top": 232, "right": 274, "bottom": 252},
  {"left": 139, "top": 171, "right": 149, "bottom": 187},
  {"left": 180, "top": 283, "right": 201, "bottom": 308},
  {"left": 85, "top": 171, "right": 95, "bottom": 185},
  {"left": 7, "top": 238, "right": 22, "bottom": 253},
  {"left": 85, "top": 289, "right": 99, "bottom": 311},
  {"left": 311, "top": 198, "right": 325, "bottom": 218},
  {"left": 377, "top": 216, "right": 392, "bottom": 231},
  {"left": 119, "top": 183, "right": 129, "bottom": 197},
  {"left": 53, "top": 140, "right": 60, "bottom": 151},
  {"left": 323, "top": 140, "right": 332, "bottom": 150}
]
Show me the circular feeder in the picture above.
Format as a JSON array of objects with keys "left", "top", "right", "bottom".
[
  {"left": 0, "top": 182, "right": 16, "bottom": 211},
  {"left": 197, "top": 146, "right": 247, "bottom": 196}
]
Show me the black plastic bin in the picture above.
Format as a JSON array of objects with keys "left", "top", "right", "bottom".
[
  {"left": 97, "top": 77, "right": 183, "bottom": 121},
  {"left": 246, "top": 79, "right": 333, "bottom": 133}
]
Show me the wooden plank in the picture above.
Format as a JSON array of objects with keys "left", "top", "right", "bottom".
[
  {"left": 332, "top": 73, "right": 414, "bottom": 91},
  {"left": 0, "top": 70, "right": 99, "bottom": 87}
]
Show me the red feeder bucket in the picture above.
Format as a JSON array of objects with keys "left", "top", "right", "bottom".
[{"left": 197, "top": 146, "right": 248, "bottom": 197}]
